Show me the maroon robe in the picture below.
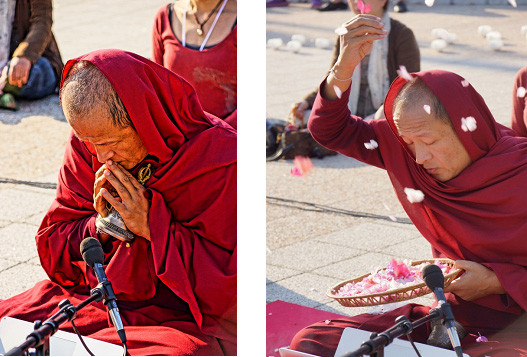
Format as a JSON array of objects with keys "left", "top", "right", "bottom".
[
  {"left": 291, "top": 70, "right": 527, "bottom": 356},
  {"left": 0, "top": 49, "right": 237, "bottom": 356}
]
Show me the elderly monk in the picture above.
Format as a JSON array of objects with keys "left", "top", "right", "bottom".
[
  {"left": 290, "top": 14, "right": 527, "bottom": 357},
  {"left": 0, "top": 49, "right": 236, "bottom": 356},
  {"left": 510, "top": 66, "right": 527, "bottom": 137}
]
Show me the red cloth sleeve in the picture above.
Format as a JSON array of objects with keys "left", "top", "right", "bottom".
[
  {"left": 35, "top": 133, "right": 99, "bottom": 287},
  {"left": 223, "top": 109, "right": 237, "bottom": 130},
  {"left": 486, "top": 262, "right": 527, "bottom": 311},
  {"left": 148, "top": 163, "right": 237, "bottom": 342},
  {"left": 308, "top": 81, "right": 386, "bottom": 169}
]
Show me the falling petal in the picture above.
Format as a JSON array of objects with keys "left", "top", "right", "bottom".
[
  {"left": 517, "top": 87, "right": 526, "bottom": 98},
  {"left": 423, "top": 105, "right": 431, "bottom": 114},
  {"left": 333, "top": 85, "right": 343, "bottom": 99},
  {"left": 508, "top": 0, "right": 517, "bottom": 7},
  {"left": 404, "top": 187, "right": 425, "bottom": 203},
  {"left": 269, "top": 312, "right": 273, "bottom": 315},
  {"left": 290, "top": 167, "right": 303, "bottom": 177},
  {"left": 364, "top": 139, "right": 379, "bottom": 150},
  {"left": 397, "top": 65, "right": 413, "bottom": 82},
  {"left": 335, "top": 26, "right": 348, "bottom": 36},
  {"left": 461, "top": 79, "right": 470, "bottom": 87},
  {"left": 294, "top": 156, "right": 314, "bottom": 175},
  {"left": 425, "top": 0, "right": 435, "bottom": 6},
  {"left": 325, "top": 320, "right": 331, "bottom": 324},
  {"left": 461, "top": 116, "right": 477, "bottom": 132},
  {"left": 389, "top": 215, "right": 397, "bottom": 222}
]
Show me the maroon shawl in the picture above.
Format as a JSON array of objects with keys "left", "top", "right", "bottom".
[
  {"left": 31, "top": 49, "right": 236, "bottom": 353},
  {"left": 309, "top": 70, "right": 527, "bottom": 315},
  {"left": 379, "top": 70, "right": 527, "bottom": 313}
]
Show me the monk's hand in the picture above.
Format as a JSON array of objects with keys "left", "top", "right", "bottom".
[
  {"left": 93, "top": 163, "right": 110, "bottom": 216},
  {"left": 322, "top": 14, "right": 387, "bottom": 101},
  {"left": 443, "top": 260, "right": 505, "bottom": 301},
  {"left": 8, "top": 56, "right": 31, "bottom": 88},
  {"left": 100, "top": 160, "right": 151, "bottom": 241}
]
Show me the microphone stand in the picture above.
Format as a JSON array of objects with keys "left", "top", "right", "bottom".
[
  {"left": 6, "top": 284, "right": 107, "bottom": 356},
  {"left": 341, "top": 308, "right": 443, "bottom": 357}
]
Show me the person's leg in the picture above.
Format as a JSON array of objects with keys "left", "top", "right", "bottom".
[
  {"left": 18, "top": 57, "right": 58, "bottom": 99},
  {"left": 290, "top": 304, "right": 432, "bottom": 356}
]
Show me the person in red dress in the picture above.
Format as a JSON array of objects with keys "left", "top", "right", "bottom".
[
  {"left": 290, "top": 14, "right": 527, "bottom": 357},
  {"left": 152, "top": 0, "right": 237, "bottom": 129},
  {"left": 0, "top": 49, "right": 237, "bottom": 356}
]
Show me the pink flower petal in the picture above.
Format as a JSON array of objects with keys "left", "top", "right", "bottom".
[
  {"left": 476, "top": 333, "right": 488, "bottom": 343},
  {"left": 508, "top": 0, "right": 517, "bottom": 7},
  {"left": 294, "top": 156, "right": 313, "bottom": 175},
  {"left": 425, "top": 0, "right": 435, "bottom": 6},
  {"left": 517, "top": 87, "right": 526, "bottom": 98},
  {"left": 461, "top": 116, "right": 477, "bottom": 132},
  {"left": 335, "top": 26, "right": 348, "bottom": 36},
  {"left": 397, "top": 66, "right": 413, "bottom": 82},
  {"left": 423, "top": 105, "right": 431, "bottom": 114},
  {"left": 404, "top": 187, "right": 425, "bottom": 203},
  {"left": 290, "top": 167, "right": 303, "bottom": 177},
  {"left": 461, "top": 79, "right": 470, "bottom": 87},
  {"left": 325, "top": 320, "right": 331, "bottom": 324},
  {"left": 364, "top": 139, "right": 379, "bottom": 150}
]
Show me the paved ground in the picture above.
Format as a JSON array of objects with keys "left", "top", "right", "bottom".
[{"left": 266, "top": 0, "right": 527, "bottom": 343}]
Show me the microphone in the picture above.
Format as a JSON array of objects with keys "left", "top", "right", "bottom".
[
  {"left": 80, "top": 237, "right": 127, "bottom": 345},
  {"left": 422, "top": 264, "right": 463, "bottom": 357}
]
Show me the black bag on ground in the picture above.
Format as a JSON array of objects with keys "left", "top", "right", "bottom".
[{"left": 266, "top": 119, "right": 337, "bottom": 161}]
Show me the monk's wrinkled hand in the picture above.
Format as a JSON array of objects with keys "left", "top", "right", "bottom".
[
  {"left": 100, "top": 160, "right": 151, "bottom": 241},
  {"left": 443, "top": 260, "right": 505, "bottom": 301},
  {"left": 336, "top": 14, "right": 387, "bottom": 71},
  {"left": 93, "top": 163, "right": 110, "bottom": 216},
  {"left": 322, "top": 14, "right": 387, "bottom": 101}
]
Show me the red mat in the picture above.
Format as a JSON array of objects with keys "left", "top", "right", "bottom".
[{"left": 266, "top": 300, "right": 347, "bottom": 357}]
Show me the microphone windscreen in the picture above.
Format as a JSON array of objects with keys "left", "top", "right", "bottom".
[
  {"left": 422, "top": 264, "right": 445, "bottom": 290},
  {"left": 80, "top": 237, "right": 104, "bottom": 267}
]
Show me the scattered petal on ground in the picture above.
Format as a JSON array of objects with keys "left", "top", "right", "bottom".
[
  {"left": 364, "top": 139, "right": 379, "bottom": 150},
  {"left": 335, "top": 26, "right": 348, "bottom": 36},
  {"left": 423, "top": 105, "right": 431, "bottom": 114},
  {"left": 333, "top": 85, "right": 343, "bottom": 99},
  {"left": 517, "top": 87, "right": 526, "bottom": 98},
  {"left": 425, "top": 0, "right": 435, "bottom": 7},
  {"left": 476, "top": 333, "right": 488, "bottom": 343},
  {"left": 397, "top": 65, "right": 413, "bottom": 82},
  {"left": 404, "top": 188, "right": 425, "bottom": 203},
  {"left": 461, "top": 79, "right": 470, "bottom": 87},
  {"left": 461, "top": 116, "right": 477, "bottom": 132}
]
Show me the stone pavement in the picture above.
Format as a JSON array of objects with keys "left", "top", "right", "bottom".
[
  {"left": 0, "top": 0, "right": 168, "bottom": 300},
  {"left": 266, "top": 0, "right": 527, "bottom": 330}
]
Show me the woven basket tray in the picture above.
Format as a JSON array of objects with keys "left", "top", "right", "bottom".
[{"left": 327, "top": 258, "right": 462, "bottom": 308}]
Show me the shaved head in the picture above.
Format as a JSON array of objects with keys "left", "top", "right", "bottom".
[
  {"left": 60, "top": 61, "right": 132, "bottom": 128},
  {"left": 393, "top": 78, "right": 451, "bottom": 126}
]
